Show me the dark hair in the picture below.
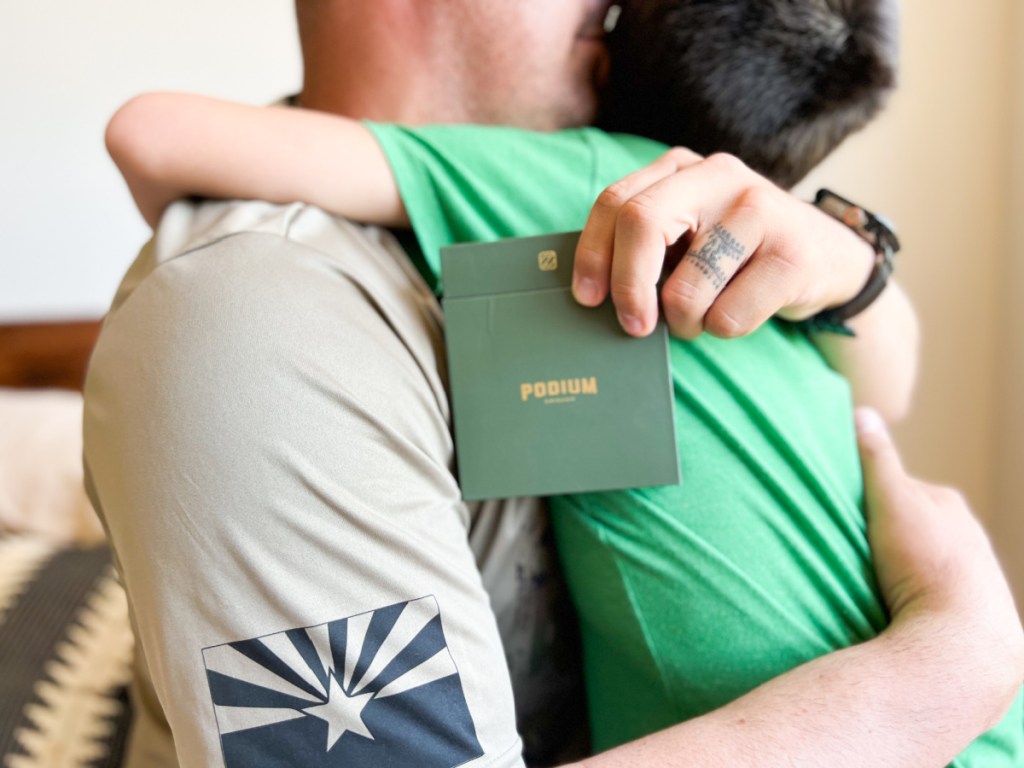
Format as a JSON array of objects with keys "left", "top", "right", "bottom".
[{"left": 596, "top": 0, "right": 899, "bottom": 188}]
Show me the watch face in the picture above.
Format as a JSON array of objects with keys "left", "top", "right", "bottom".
[
  {"left": 816, "top": 190, "right": 856, "bottom": 223},
  {"left": 842, "top": 207, "right": 868, "bottom": 229},
  {"left": 816, "top": 189, "right": 900, "bottom": 255}
]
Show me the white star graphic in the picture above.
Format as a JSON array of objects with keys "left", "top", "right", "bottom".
[{"left": 302, "top": 671, "right": 375, "bottom": 751}]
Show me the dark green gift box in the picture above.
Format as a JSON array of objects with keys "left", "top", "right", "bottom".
[{"left": 442, "top": 231, "right": 680, "bottom": 500}]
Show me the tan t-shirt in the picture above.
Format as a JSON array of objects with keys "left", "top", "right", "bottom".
[{"left": 84, "top": 200, "right": 579, "bottom": 768}]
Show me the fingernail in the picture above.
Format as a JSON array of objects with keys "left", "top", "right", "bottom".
[
  {"left": 855, "top": 407, "right": 887, "bottom": 436},
  {"left": 619, "top": 313, "right": 644, "bottom": 336},
  {"left": 575, "top": 277, "right": 599, "bottom": 305}
]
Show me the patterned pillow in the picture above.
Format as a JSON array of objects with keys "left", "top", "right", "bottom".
[
  {"left": 0, "top": 536, "right": 133, "bottom": 768},
  {"left": 0, "top": 388, "right": 105, "bottom": 545}
]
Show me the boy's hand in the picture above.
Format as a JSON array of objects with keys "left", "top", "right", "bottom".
[{"left": 573, "top": 149, "right": 876, "bottom": 339}]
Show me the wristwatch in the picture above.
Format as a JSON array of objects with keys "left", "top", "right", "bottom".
[{"left": 806, "top": 189, "right": 901, "bottom": 336}]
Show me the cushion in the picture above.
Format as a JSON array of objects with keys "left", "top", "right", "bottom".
[
  {"left": 0, "top": 388, "right": 105, "bottom": 545},
  {"left": 0, "top": 535, "right": 133, "bottom": 767}
]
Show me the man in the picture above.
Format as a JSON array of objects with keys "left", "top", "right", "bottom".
[{"left": 83, "top": 1, "right": 1023, "bottom": 766}]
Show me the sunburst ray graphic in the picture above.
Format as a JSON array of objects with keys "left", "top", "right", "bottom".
[{"left": 203, "top": 596, "right": 459, "bottom": 751}]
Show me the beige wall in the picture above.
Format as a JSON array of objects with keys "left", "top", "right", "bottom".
[
  {"left": 993, "top": 0, "right": 1024, "bottom": 599},
  {"left": 797, "top": 0, "right": 1021, "bottom": 596}
]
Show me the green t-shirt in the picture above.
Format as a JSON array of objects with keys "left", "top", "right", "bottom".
[
  {"left": 371, "top": 124, "right": 664, "bottom": 294},
  {"left": 367, "top": 123, "right": 1022, "bottom": 765}
]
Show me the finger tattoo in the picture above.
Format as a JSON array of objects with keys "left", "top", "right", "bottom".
[{"left": 686, "top": 224, "right": 745, "bottom": 290}]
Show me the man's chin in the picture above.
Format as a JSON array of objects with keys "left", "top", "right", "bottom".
[{"left": 551, "top": 53, "right": 604, "bottom": 128}]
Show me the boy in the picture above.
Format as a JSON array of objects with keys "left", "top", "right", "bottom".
[
  {"left": 104, "top": 0, "right": 1021, "bottom": 763},
  {"left": 597, "top": 0, "right": 900, "bottom": 187}
]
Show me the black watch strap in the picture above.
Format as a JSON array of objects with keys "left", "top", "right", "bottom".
[{"left": 806, "top": 189, "right": 900, "bottom": 336}]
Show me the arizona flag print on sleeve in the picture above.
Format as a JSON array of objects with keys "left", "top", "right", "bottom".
[{"left": 202, "top": 596, "right": 483, "bottom": 767}]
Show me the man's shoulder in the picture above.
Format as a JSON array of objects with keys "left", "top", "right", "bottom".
[
  {"left": 111, "top": 199, "right": 429, "bottom": 315},
  {"left": 149, "top": 198, "right": 410, "bottom": 283},
  {"left": 152, "top": 198, "right": 311, "bottom": 262}
]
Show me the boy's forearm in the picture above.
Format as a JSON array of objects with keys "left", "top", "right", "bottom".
[
  {"left": 106, "top": 95, "right": 191, "bottom": 227},
  {"left": 809, "top": 278, "right": 919, "bottom": 423},
  {"left": 105, "top": 92, "right": 407, "bottom": 228},
  {"left": 788, "top": 216, "right": 919, "bottom": 422}
]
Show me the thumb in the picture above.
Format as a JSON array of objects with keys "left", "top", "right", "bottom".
[{"left": 855, "top": 407, "right": 907, "bottom": 499}]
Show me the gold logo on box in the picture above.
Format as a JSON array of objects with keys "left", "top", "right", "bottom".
[
  {"left": 520, "top": 377, "right": 598, "bottom": 405},
  {"left": 538, "top": 250, "right": 558, "bottom": 271}
]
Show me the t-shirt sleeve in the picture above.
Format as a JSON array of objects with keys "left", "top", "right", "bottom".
[
  {"left": 365, "top": 123, "right": 666, "bottom": 288},
  {"left": 84, "top": 203, "right": 530, "bottom": 768}
]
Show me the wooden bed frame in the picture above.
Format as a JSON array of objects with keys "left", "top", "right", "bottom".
[{"left": 0, "top": 319, "right": 103, "bottom": 391}]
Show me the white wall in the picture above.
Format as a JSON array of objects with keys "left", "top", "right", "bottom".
[{"left": 0, "top": 1, "right": 301, "bottom": 321}]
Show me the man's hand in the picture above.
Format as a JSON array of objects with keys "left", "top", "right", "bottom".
[
  {"left": 572, "top": 148, "right": 876, "bottom": 339},
  {"left": 570, "top": 410, "right": 1023, "bottom": 768},
  {"left": 856, "top": 406, "right": 1024, "bottom": 700}
]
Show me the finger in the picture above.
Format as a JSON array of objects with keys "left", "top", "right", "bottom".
[
  {"left": 920, "top": 483, "right": 969, "bottom": 513},
  {"left": 608, "top": 195, "right": 687, "bottom": 335},
  {"left": 701, "top": 189, "right": 800, "bottom": 337},
  {"left": 603, "top": 154, "right": 755, "bottom": 336},
  {"left": 661, "top": 204, "right": 766, "bottom": 340},
  {"left": 708, "top": 252, "right": 802, "bottom": 338},
  {"left": 574, "top": 148, "right": 702, "bottom": 308},
  {"left": 855, "top": 407, "right": 910, "bottom": 507}
]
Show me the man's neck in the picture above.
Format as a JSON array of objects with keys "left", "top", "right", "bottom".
[{"left": 295, "top": 0, "right": 465, "bottom": 124}]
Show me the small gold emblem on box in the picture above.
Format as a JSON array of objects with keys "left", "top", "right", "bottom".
[{"left": 538, "top": 250, "right": 558, "bottom": 271}]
